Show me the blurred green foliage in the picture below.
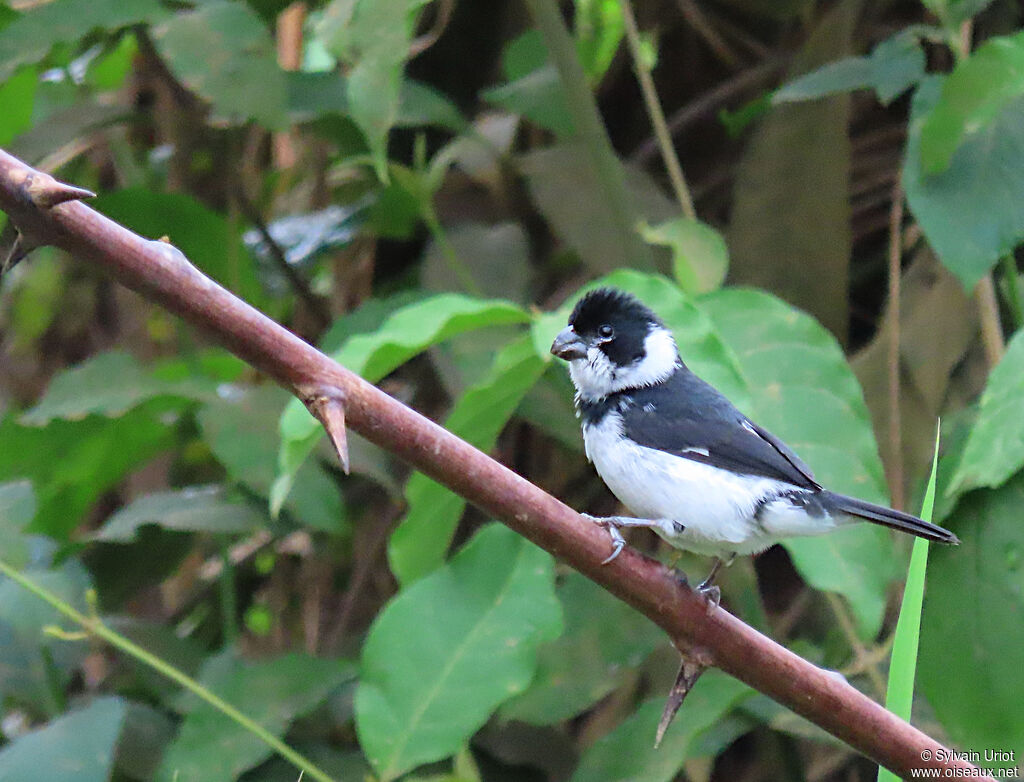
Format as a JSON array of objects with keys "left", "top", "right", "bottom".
[{"left": 0, "top": 0, "right": 1022, "bottom": 780}]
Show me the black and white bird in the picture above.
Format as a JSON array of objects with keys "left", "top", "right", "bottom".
[{"left": 551, "top": 287, "right": 959, "bottom": 596}]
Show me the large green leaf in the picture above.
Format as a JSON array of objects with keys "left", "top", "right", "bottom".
[
  {"left": 388, "top": 335, "right": 548, "bottom": 585},
  {"left": 501, "top": 571, "right": 662, "bottom": 724},
  {"left": 904, "top": 77, "right": 1024, "bottom": 290},
  {"left": 920, "top": 30, "right": 1024, "bottom": 174},
  {"left": 773, "top": 32, "right": 924, "bottom": 106},
  {"left": 519, "top": 146, "right": 661, "bottom": 274},
  {"left": 152, "top": 1, "right": 287, "bottom": 130},
  {"left": 273, "top": 294, "right": 530, "bottom": 511},
  {"left": 21, "top": 351, "right": 216, "bottom": 426},
  {"left": 96, "top": 486, "right": 266, "bottom": 542},
  {"left": 315, "top": 0, "right": 429, "bottom": 179},
  {"left": 727, "top": 0, "right": 856, "bottom": 340},
  {"left": 0, "top": 697, "right": 127, "bottom": 782},
  {"left": 0, "top": 0, "right": 167, "bottom": 81},
  {"left": 93, "top": 189, "right": 269, "bottom": 309},
  {"left": 0, "top": 481, "right": 34, "bottom": 570},
  {"left": 0, "top": 559, "right": 93, "bottom": 712},
  {"left": 949, "top": 323, "right": 1024, "bottom": 495},
  {"left": 918, "top": 474, "right": 1024, "bottom": 766},
  {"left": 0, "top": 410, "right": 173, "bottom": 540},
  {"left": 570, "top": 672, "right": 753, "bottom": 782},
  {"left": 356, "top": 524, "right": 561, "bottom": 781},
  {"left": 157, "top": 651, "right": 355, "bottom": 782},
  {"left": 699, "top": 288, "right": 897, "bottom": 637},
  {"left": 0, "top": 67, "right": 35, "bottom": 146}
]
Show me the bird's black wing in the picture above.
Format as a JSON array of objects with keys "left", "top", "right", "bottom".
[{"left": 617, "top": 370, "right": 820, "bottom": 489}]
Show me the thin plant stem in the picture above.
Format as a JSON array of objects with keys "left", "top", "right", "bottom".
[
  {"left": 952, "top": 19, "right": 1004, "bottom": 366},
  {"left": 618, "top": 0, "right": 697, "bottom": 219},
  {"left": 999, "top": 254, "right": 1023, "bottom": 333},
  {"left": 0, "top": 558, "right": 336, "bottom": 782},
  {"left": 824, "top": 592, "right": 888, "bottom": 700},
  {"left": 219, "top": 539, "right": 239, "bottom": 643},
  {"left": 887, "top": 182, "right": 904, "bottom": 511},
  {"left": 975, "top": 275, "right": 1005, "bottom": 367}
]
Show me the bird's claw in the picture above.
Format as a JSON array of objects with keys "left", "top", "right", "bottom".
[
  {"left": 582, "top": 514, "right": 627, "bottom": 564},
  {"left": 695, "top": 580, "right": 720, "bottom": 612}
]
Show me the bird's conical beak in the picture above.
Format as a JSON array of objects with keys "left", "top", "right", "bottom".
[{"left": 551, "top": 327, "right": 588, "bottom": 360}]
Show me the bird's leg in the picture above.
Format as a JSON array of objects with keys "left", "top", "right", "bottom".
[
  {"left": 581, "top": 514, "right": 679, "bottom": 565},
  {"left": 694, "top": 553, "right": 737, "bottom": 610}
]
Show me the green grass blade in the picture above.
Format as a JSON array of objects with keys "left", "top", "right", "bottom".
[{"left": 877, "top": 424, "right": 940, "bottom": 782}]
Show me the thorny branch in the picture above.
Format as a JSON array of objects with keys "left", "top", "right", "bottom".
[{"left": 0, "top": 148, "right": 989, "bottom": 781}]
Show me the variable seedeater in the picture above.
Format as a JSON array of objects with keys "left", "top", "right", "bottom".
[{"left": 551, "top": 287, "right": 958, "bottom": 598}]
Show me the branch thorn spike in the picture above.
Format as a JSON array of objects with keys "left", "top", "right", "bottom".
[
  {"left": 655, "top": 655, "right": 707, "bottom": 748},
  {"left": 25, "top": 172, "right": 95, "bottom": 209},
  {"left": 305, "top": 392, "right": 350, "bottom": 475}
]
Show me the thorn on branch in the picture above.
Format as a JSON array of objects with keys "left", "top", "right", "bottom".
[
  {"left": 0, "top": 230, "right": 35, "bottom": 277},
  {"left": 655, "top": 654, "right": 709, "bottom": 748},
  {"left": 23, "top": 171, "right": 95, "bottom": 209},
  {"left": 303, "top": 390, "right": 350, "bottom": 474}
]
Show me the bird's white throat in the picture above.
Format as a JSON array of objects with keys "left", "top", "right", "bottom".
[{"left": 569, "top": 326, "right": 679, "bottom": 401}]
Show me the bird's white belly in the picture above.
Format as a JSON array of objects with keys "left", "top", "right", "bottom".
[{"left": 582, "top": 414, "right": 834, "bottom": 556}]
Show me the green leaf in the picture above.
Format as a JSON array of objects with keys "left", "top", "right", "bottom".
[
  {"left": 483, "top": 67, "right": 574, "bottom": 138},
  {"left": 315, "top": 0, "right": 430, "bottom": 179},
  {"left": 397, "top": 80, "right": 466, "bottom": 131},
  {"left": 519, "top": 144, "right": 657, "bottom": 273},
  {"left": 574, "top": 0, "right": 624, "bottom": 83},
  {"left": 0, "top": 67, "right": 36, "bottom": 146},
  {"left": 501, "top": 572, "right": 662, "bottom": 724},
  {"left": 921, "top": 0, "right": 996, "bottom": 30},
  {"left": 0, "top": 481, "right": 34, "bottom": 570},
  {"left": 639, "top": 218, "right": 729, "bottom": 295},
  {"left": 388, "top": 336, "right": 547, "bottom": 585},
  {"left": 21, "top": 351, "right": 216, "bottom": 426},
  {"left": 92, "top": 189, "right": 269, "bottom": 309},
  {"left": 728, "top": 0, "right": 856, "bottom": 339},
  {"left": 0, "top": 410, "right": 173, "bottom": 540},
  {"left": 0, "top": 697, "right": 127, "bottom": 782},
  {"left": 918, "top": 472, "right": 1024, "bottom": 765},
  {"left": 96, "top": 486, "right": 266, "bottom": 542},
  {"left": 949, "top": 330, "right": 1024, "bottom": 494},
  {"left": 534, "top": 270, "right": 750, "bottom": 409},
  {"left": 0, "top": 559, "right": 93, "bottom": 712},
  {"left": 921, "top": 30, "right": 1024, "bottom": 175},
  {"left": 904, "top": 76, "right": 1024, "bottom": 291},
  {"left": 199, "top": 386, "right": 345, "bottom": 534},
  {"left": 773, "top": 32, "right": 924, "bottom": 106},
  {"left": 273, "top": 295, "right": 530, "bottom": 512},
  {"left": 356, "top": 525, "right": 562, "bottom": 781},
  {"left": 157, "top": 651, "right": 355, "bottom": 782},
  {"left": 152, "top": 1, "right": 287, "bottom": 130},
  {"left": 878, "top": 429, "right": 939, "bottom": 782},
  {"left": 699, "top": 288, "right": 896, "bottom": 637},
  {"left": 570, "top": 672, "right": 753, "bottom": 782},
  {"left": 0, "top": 0, "right": 167, "bottom": 82}
]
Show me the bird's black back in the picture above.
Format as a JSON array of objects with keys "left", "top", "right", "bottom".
[{"left": 580, "top": 367, "right": 820, "bottom": 489}]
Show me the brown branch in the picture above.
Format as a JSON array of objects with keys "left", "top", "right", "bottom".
[{"left": 0, "top": 148, "right": 989, "bottom": 781}]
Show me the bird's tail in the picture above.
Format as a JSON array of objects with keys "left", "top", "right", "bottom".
[{"left": 822, "top": 491, "right": 960, "bottom": 545}]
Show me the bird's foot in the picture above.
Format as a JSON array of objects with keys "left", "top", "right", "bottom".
[
  {"left": 581, "top": 514, "right": 627, "bottom": 564},
  {"left": 695, "top": 580, "right": 721, "bottom": 612}
]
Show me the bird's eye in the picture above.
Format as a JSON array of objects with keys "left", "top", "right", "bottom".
[{"left": 598, "top": 325, "right": 614, "bottom": 339}]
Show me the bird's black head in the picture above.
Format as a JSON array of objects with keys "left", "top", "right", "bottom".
[{"left": 551, "top": 287, "right": 679, "bottom": 399}]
